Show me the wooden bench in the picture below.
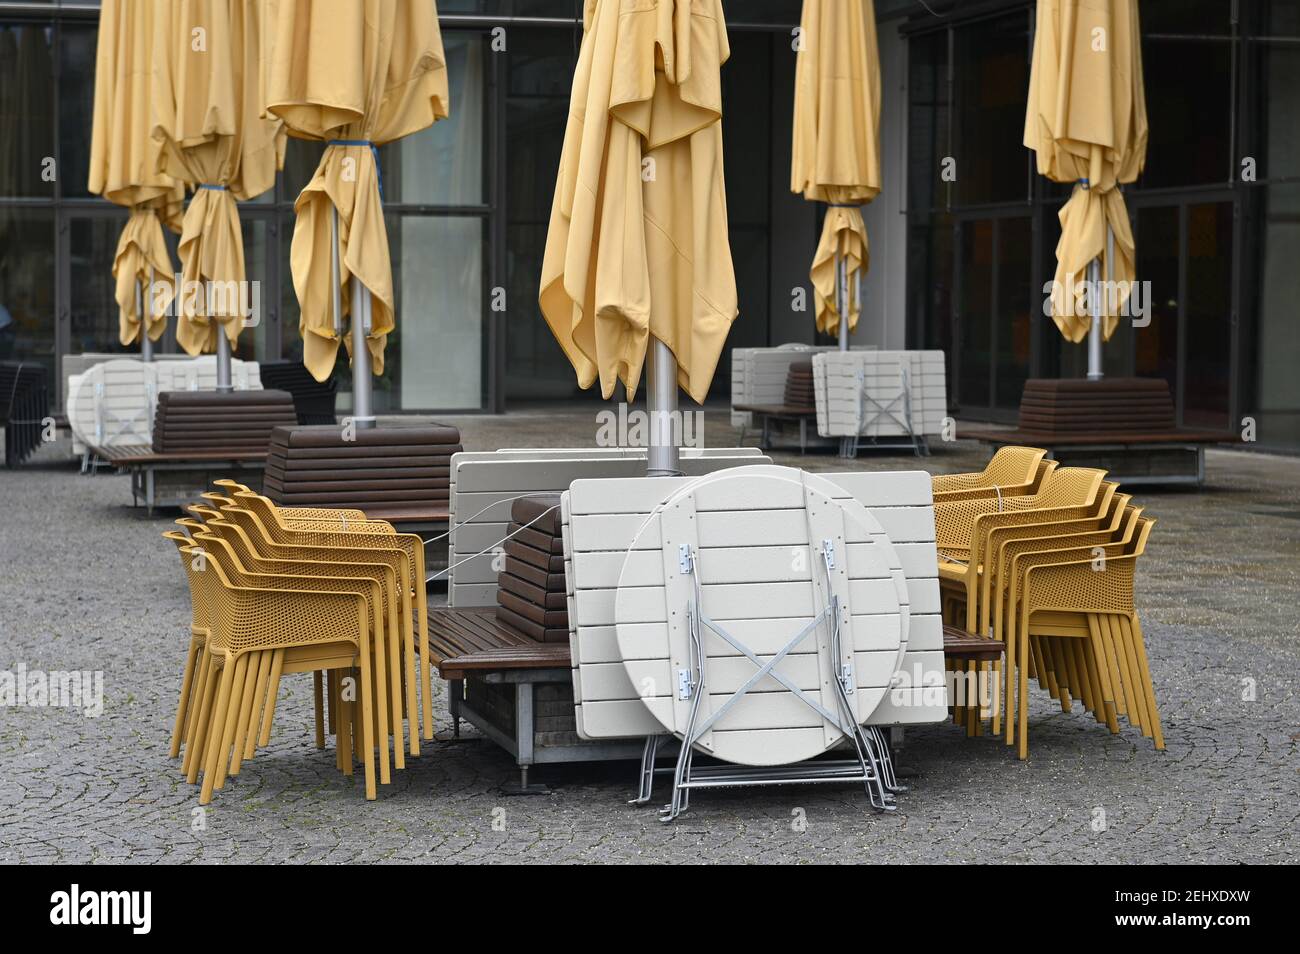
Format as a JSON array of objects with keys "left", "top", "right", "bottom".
[
  {"left": 98, "top": 445, "right": 270, "bottom": 515},
  {"left": 964, "top": 378, "right": 1238, "bottom": 486},
  {"left": 429, "top": 608, "right": 570, "bottom": 680},
  {"left": 733, "top": 402, "right": 817, "bottom": 453},
  {"left": 426, "top": 606, "right": 637, "bottom": 792},
  {"left": 942, "top": 623, "right": 1005, "bottom": 736},
  {"left": 942, "top": 623, "right": 1005, "bottom": 661},
  {"left": 962, "top": 427, "right": 1238, "bottom": 486}
]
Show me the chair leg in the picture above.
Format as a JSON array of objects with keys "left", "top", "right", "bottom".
[
  {"left": 1125, "top": 614, "right": 1164, "bottom": 750},
  {"left": 359, "top": 651, "right": 377, "bottom": 800},
  {"left": 387, "top": 608, "right": 406, "bottom": 769},
  {"left": 213, "top": 655, "right": 249, "bottom": 792},
  {"left": 419, "top": 607, "right": 434, "bottom": 745},
  {"left": 199, "top": 660, "right": 235, "bottom": 806},
  {"left": 327, "top": 669, "right": 338, "bottom": 736},
  {"left": 182, "top": 649, "right": 213, "bottom": 776},
  {"left": 258, "top": 650, "right": 285, "bottom": 748},
  {"left": 990, "top": 657, "right": 1002, "bottom": 736},
  {"left": 371, "top": 615, "right": 392, "bottom": 786},
  {"left": 1086, "top": 616, "right": 1121, "bottom": 733},
  {"left": 244, "top": 651, "right": 273, "bottom": 760},
  {"left": 1017, "top": 617, "right": 1030, "bottom": 760},
  {"left": 1115, "top": 614, "right": 1151, "bottom": 737},
  {"left": 337, "top": 674, "right": 353, "bottom": 776},
  {"left": 185, "top": 654, "right": 218, "bottom": 784},
  {"left": 229, "top": 651, "right": 262, "bottom": 776},
  {"left": 314, "top": 671, "right": 325, "bottom": 750},
  {"left": 169, "top": 636, "right": 200, "bottom": 759},
  {"left": 1107, "top": 616, "right": 1149, "bottom": 738},
  {"left": 1095, "top": 613, "right": 1130, "bottom": 720}
]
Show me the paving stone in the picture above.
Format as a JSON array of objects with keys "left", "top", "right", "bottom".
[{"left": 0, "top": 414, "right": 1296, "bottom": 863}]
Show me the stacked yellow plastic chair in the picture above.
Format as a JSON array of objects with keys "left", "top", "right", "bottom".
[
  {"left": 999, "top": 513, "right": 1162, "bottom": 759},
  {"left": 165, "top": 485, "right": 434, "bottom": 804},
  {"left": 201, "top": 493, "right": 430, "bottom": 755},
  {"left": 931, "top": 446, "right": 1050, "bottom": 503},
  {"left": 932, "top": 449, "right": 1163, "bottom": 759}
]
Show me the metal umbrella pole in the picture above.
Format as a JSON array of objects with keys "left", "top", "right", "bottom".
[
  {"left": 215, "top": 325, "right": 233, "bottom": 391},
  {"left": 836, "top": 252, "right": 853, "bottom": 456},
  {"left": 646, "top": 339, "right": 680, "bottom": 477},
  {"left": 137, "top": 270, "right": 153, "bottom": 362},
  {"left": 836, "top": 252, "right": 850, "bottom": 352},
  {"left": 332, "top": 204, "right": 376, "bottom": 430},
  {"left": 1086, "top": 223, "right": 1114, "bottom": 382}
]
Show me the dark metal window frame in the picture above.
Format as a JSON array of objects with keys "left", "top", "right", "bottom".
[{"left": 901, "top": 0, "right": 1298, "bottom": 441}]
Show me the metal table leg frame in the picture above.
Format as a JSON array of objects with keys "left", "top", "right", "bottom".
[
  {"left": 629, "top": 735, "right": 662, "bottom": 806},
  {"left": 658, "top": 544, "right": 898, "bottom": 822},
  {"left": 848, "top": 367, "right": 925, "bottom": 458}
]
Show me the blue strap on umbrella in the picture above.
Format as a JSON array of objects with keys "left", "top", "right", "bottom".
[
  {"left": 197, "top": 183, "right": 227, "bottom": 191},
  {"left": 328, "top": 139, "right": 383, "bottom": 200}
]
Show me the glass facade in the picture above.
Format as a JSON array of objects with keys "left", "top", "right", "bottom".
[
  {"left": 904, "top": 0, "right": 1300, "bottom": 450},
  {"left": 0, "top": 0, "right": 806, "bottom": 413}
]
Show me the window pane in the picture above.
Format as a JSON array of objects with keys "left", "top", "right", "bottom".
[
  {"left": 1254, "top": 182, "right": 1300, "bottom": 446},
  {"left": 1183, "top": 201, "right": 1232, "bottom": 428},
  {"left": 58, "top": 23, "right": 96, "bottom": 198},
  {"left": 1, "top": 24, "right": 55, "bottom": 198},
  {"left": 953, "top": 12, "right": 1030, "bottom": 206},
  {"left": 0, "top": 209, "right": 56, "bottom": 387},
  {"left": 68, "top": 214, "right": 132, "bottom": 356},
  {"left": 907, "top": 30, "right": 948, "bottom": 214},
  {"left": 237, "top": 216, "right": 271, "bottom": 363},
  {"left": 1133, "top": 205, "right": 1179, "bottom": 398},
  {"left": 957, "top": 219, "right": 992, "bottom": 409},
  {"left": 394, "top": 215, "right": 484, "bottom": 409},
  {"left": 1249, "top": 42, "right": 1300, "bottom": 180},
  {"left": 1139, "top": 40, "right": 1232, "bottom": 188},
  {"left": 995, "top": 216, "right": 1031, "bottom": 411},
  {"left": 1141, "top": 0, "right": 1232, "bottom": 36},
  {"left": 394, "top": 32, "right": 485, "bottom": 205}
]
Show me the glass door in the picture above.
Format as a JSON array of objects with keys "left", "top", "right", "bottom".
[
  {"left": 1130, "top": 197, "right": 1235, "bottom": 430},
  {"left": 953, "top": 213, "right": 1033, "bottom": 420}
]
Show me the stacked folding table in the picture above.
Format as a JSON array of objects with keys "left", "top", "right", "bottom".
[{"left": 812, "top": 350, "right": 948, "bottom": 457}]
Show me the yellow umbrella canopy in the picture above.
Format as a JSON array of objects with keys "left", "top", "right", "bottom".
[
  {"left": 1025, "top": 0, "right": 1147, "bottom": 343},
  {"left": 539, "top": 0, "right": 737, "bottom": 405},
  {"left": 151, "top": 0, "right": 286, "bottom": 357},
  {"left": 87, "top": 0, "right": 184, "bottom": 347},
  {"left": 790, "top": 0, "right": 882, "bottom": 338},
  {"left": 264, "top": 0, "right": 450, "bottom": 382}
]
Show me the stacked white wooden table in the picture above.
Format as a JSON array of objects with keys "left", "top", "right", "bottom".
[
  {"left": 812, "top": 350, "right": 948, "bottom": 457},
  {"left": 563, "top": 463, "right": 948, "bottom": 818}
]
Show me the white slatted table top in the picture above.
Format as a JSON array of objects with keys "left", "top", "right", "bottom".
[
  {"left": 610, "top": 467, "right": 904, "bottom": 766},
  {"left": 66, "top": 359, "right": 159, "bottom": 451}
]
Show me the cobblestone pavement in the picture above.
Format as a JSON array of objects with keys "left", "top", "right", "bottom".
[{"left": 1, "top": 410, "right": 1296, "bottom": 863}]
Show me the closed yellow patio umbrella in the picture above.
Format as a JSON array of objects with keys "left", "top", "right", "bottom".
[
  {"left": 538, "top": 0, "right": 737, "bottom": 408},
  {"left": 87, "top": 0, "right": 184, "bottom": 350},
  {"left": 1025, "top": 0, "right": 1147, "bottom": 366},
  {"left": 790, "top": 0, "right": 881, "bottom": 340},
  {"left": 263, "top": 0, "right": 450, "bottom": 396},
  {"left": 151, "top": 0, "right": 285, "bottom": 363}
]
